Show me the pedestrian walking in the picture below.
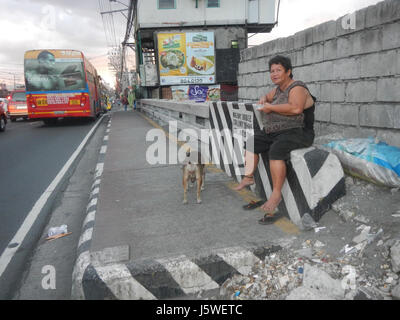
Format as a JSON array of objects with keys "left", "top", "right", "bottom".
[{"left": 122, "top": 88, "right": 129, "bottom": 111}]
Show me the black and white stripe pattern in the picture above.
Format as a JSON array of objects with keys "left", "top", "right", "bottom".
[
  {"left": 71, "top": 117, "right": 111, "bottom": 300},
  {"left": 209, "top": 101, "right": 345, "bottom": 225},
  {"left": 75, "top": 242, "right": 282, "bottom": 300}
]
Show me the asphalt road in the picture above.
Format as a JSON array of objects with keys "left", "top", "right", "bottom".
[{"left": 0, "top": 117, "right": 102, "bottom": 299}]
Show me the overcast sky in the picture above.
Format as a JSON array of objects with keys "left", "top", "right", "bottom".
[{"left": 0, "top": 0, "right": 383, "bottom": 90}]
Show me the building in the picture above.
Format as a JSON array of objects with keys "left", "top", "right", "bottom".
[{"left": 134, "top": 0, "right": 277, "bottom": 100}]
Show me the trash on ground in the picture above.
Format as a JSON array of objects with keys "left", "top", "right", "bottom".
[
  {"left": 323, "top": 137, "right": 400, "bottom": 188},
  {"left": 46, "top": 224, "right": 71, "bottom": 241},
  {"left": 48, "top": 224, "right": 68, "bottom": 237},
  {"left": 314, "top": 227, "right": 327, "bottom": 233}
]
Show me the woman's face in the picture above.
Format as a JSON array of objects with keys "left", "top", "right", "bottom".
[{"left": 270, "top": 63, "right": 291, "bottom": 85}]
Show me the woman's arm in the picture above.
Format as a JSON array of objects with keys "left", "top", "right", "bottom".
[{"left": 259, "top": 86, "right": 308, "bottom": 115}]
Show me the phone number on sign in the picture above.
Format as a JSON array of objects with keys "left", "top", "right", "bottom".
[{"left": 180, "top": 78, "right": 204, "bottom": 84}]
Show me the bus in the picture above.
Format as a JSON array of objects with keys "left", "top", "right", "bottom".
[{"left": 24, "top": 49, "right": 102, "bottom": 124}]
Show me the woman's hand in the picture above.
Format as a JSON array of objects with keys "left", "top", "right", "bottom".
[
  {"left": 258, "top": 95, "right": 268, "bottom": 105},
  {"left": 259, "top": 103, "right": 273, "bottom": 113}
]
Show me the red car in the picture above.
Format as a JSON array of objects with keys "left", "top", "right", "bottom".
[{"left": 0, "top": 101, "right": 7, "bottom": 132}]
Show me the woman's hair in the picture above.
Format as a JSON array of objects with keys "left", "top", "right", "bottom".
[{"left": 268, "top": 55, "right": 293, "bottom": 79}]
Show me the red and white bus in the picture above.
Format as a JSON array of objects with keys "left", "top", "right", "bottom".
[{"left": 24, "top": 49, "right": 102, "bottom": 124}]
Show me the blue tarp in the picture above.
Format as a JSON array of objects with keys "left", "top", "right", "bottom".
[{"left": 325, "top": 137, "right": 400, "bottom": 177}]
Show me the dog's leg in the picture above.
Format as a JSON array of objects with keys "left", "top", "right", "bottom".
[
  {"left": 200, "top": 164, "right": 205, "bottom": 190},
  {"left": 196, "top": 169, "right": 202, "bottom": 204},
  {"left": 183, "top": 171, "right": 188, "bottom": 204}
]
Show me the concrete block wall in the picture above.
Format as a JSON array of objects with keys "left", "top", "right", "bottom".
[{"left": 237, "top": 0, "right": 400, "bottom": 147}]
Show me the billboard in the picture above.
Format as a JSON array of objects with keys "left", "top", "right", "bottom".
[
  {"left": 24, "top": 50, "right": 86, "bottom": 92},
  {"left": 157, "top": 32, "right": 215, "bottom": 86}
]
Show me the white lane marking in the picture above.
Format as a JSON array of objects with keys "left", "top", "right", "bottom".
[
  {"left": 0, "top": 115, "right": 104, "bottom": 278},
  {"left": 100, "top": 145, "right": 107, "bottom": 154}
]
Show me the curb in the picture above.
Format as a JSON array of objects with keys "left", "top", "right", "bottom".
[{"left": 71, "top": 115, "right": 112, "bottom": 299}]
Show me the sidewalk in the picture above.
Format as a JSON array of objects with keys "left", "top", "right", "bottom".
[{"left": 72, "top": 109, "right": 299, "bottom": 300}]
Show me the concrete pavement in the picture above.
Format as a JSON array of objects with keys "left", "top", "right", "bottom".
[{"left": 71, "top": 108, "right": 301, "bottom": 300}]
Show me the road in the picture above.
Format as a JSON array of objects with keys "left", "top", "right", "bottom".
[{"left": 0, "top": 116, "right": 106, "bottom": 299}]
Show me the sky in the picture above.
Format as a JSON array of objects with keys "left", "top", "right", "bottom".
[{"left": 0, "top": 0, "right": 383, "bottom": 90}]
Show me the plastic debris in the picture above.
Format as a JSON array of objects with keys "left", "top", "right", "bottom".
[
  {"left": 314, "top": 227, "right": 327, "bottom": 233},
  {"left": 48, "top": 225, "right": 68, "bottom": 237},
  {"left": 46, "top": 225, "right": 71, "bottom": 241}
]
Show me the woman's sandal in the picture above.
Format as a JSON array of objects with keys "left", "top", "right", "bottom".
[
  {"left": 242, "top": 200, "right": 265, "bottom": 210},
  {"left": 258, "top": 211, "right": 282, "bottom": 225}
]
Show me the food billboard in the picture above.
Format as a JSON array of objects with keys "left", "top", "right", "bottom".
[{"left": 157, "top": 32, "right": 215, "bottom": 86}]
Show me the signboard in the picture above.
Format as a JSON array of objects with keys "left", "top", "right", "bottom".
[
  {"left": 171, "top": 85, "right": 220, "bottom": 102},
  {"left": 157, "top": 32, "right": 215, "bottom": 85}
]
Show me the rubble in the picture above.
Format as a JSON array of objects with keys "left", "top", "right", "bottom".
[{"left": 210, "top": 173, "right": 400, "bottom": 300}]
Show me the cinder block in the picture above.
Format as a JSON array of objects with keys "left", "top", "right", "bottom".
[
  {"left": 303, "top": 44, "right": 324, "bottom": 64},
  {"left": 289, "top": 50, "right": 303, "bottom": 67},
  {"left": 346, "top": 81, "right": 376, "bottom": 103},
  {"left": 313, "top": 20, "right": 337, "bottom": 43},
  {"left": 238, "top": 62, "right": 245, "bottom": 76},
  {"left": 360, "top": 51, "right": 397, "bottom": 78},
  {"left": 382, "top": 22, "right": 400, "bottom": 50},
  {"left": 294, "top": 28, "right": 313, "bottom": 49},
  {"left": 331, "top": 104, "right": 359, "bottom": 126},
  {"left": 320, "top": 83, "right": 345, "bottom": 102},
  {"left": 256, "top": 44, "right": 264, "bottom": 58},
  {"left": 359, "top": 104, "right": 394, "bottom": 128},
  {"left": 243, "top": 48, "right": 252, "bottom": 61},
  {"left": 352, "top": 28, "right": 382, "bottom": 55},
  {"left": 315, "top": 103, "right": 331, "bottom": 122},
  {"left": 394, "top": 105, "right": 400, "bottom": 129},
  {"left": 306, "top": 83, "right": 320, "bottom": 100},
  {"left": 333, "top": 58, "right": 361, "bottom": 80},
  {"left": 257, "top": 57, "right": 269, "bottom": 72},
  {"left": 319, "top": 61, "right": 334, "bottom": 81},
  {"left": 248, "top": 59, "right": 258, "bottom": 73},
  {"left": 377, "top": 78, "right": 400, "bottom": 101},
  {"left": 336, "top": 36, "right": 353, "bottom": 59},
  {"left": 263, "top": 40, "right": 277, "bottom": 56},
  {"left": 323, "top": 39, "right": 337, "bottom": 61}
]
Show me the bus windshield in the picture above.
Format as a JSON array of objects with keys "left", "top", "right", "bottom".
[{"left": 24, "top": 50, "right": 86, "bottom": 92}]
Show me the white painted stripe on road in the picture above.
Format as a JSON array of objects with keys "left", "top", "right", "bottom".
[
  {"left": 103, "top": 135, "right": 109, "bottom": 141},
  {"left": 216, "top": 247, "right": 261, "bottom": 276},
  {"left": 78, "top": 227, "right": 93, "bottom": 248},
  {"left": 100, "top": 145, "right": 107, "bottom": 154},
  {"left": 95, "top": 264, "right": 157, "bottom": 300},
  {"left": 0, "top": 115, "right": 104, "bottom": 278},
  {"left": 156, "top": 255, "right": 219, "bottom": 295}
]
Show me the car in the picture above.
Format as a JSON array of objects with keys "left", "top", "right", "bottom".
[
  {"left": 7, "top": 89, "right": 28, "bottom": 122},
  {"left": 0, "top": 102, "right": 7, "bottom": 132}
]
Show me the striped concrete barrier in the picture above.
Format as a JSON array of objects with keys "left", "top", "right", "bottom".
[{"left": 209, "top": 101, "right": 346, "bottom": 226}]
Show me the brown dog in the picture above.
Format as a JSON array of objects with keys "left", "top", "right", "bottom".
[{"left": 182, "top": 149, "right": 205, "bottom": 204}]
